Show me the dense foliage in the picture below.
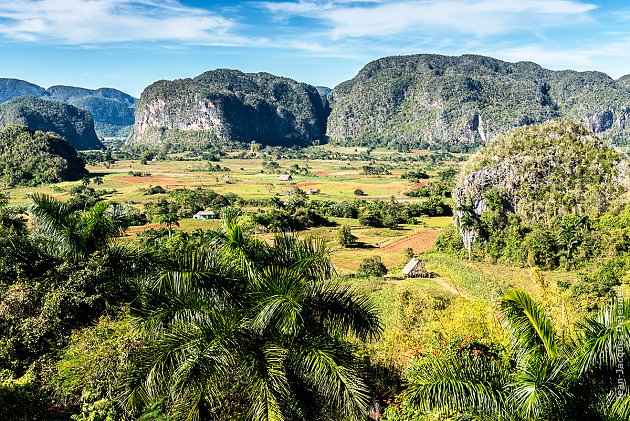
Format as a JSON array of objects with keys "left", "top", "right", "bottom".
[
  {"left": 0, "top": 125, "right": 87, "bottom": 186},
  {"left": 0, "top": 196, "right": 382, "bottom": 420},
  {"left": 128, "top": 69, "right": 330, "bottom": 151},
  {"left": 0, "top": 96, "right": 103, "bottom": 150},
  {"left": 328, "top": 53, "right": 630, "bottom": 151},
  {"left": 384, "top": 289, "right": 630, "bottom": 420}
]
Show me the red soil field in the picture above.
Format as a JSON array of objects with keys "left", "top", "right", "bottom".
[
  {"left": 111, "top": 176, "right": 181, "bottom": 184},
  {"left": 125, "top": 223, "right": 165, "bottom": 234},
  {"left": 381, "top": 230, "right": 440, "bottom": 253}
]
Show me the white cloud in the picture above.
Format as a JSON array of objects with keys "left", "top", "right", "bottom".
[
  {"left": 258, "top": 0, "right": 597, "bottom": 38},
  {"left": 0, "top": 0, "right": 235, "bottom": 44},
  {"left": 489, "top": 41, "right": 630, "bottom": 78},
  {"left": 492, "top": 45, "right": 594, "bottom": 68}
]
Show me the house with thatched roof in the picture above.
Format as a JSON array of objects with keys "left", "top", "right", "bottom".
[
  {"left": 402, "top": 257, "right": 430, "bottom": 278},
  {"left": 278, "top": 174, "right": 292, "bottom": 181}
]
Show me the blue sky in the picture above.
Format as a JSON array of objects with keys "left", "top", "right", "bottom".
[{"left": 0, "top": 0, "right": 628, "bottom": 97}]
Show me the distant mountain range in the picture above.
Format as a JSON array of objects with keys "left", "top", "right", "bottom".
[
  {"left": 0, "top": 78, "right": 136, "bottom": 138},
  {"left": 327, "top": 54, "right": 630, "bottom": 151},
  {"left": 3, "top": 53, "right": 630, "bottom": 153}
]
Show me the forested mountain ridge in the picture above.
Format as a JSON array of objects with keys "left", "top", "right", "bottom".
[
  {"left": 127, "top": 69, "right": 330, "bottom": 150},
  {"left": 0, "top": 125, "right": 87, "bottom": 185},
  {"left": 0, "top": 96, "right": 103, "bottom": 150},
  {"left": 327, "top": 54, "right": 630, "bottom": 151},
  {"left": 0, "top": 78, "right": 136, "bottom": 137}
]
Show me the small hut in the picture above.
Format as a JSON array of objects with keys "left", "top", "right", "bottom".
[
  {"left": 402, "top": 257, "right": 430, "bottom": 278},
  {"left": 278, "top": 174, "right": 293, "bottom": 181}
]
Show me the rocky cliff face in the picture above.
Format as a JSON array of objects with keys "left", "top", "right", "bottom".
[
  {"left": 128, "top": 69, "right": 330, "bottom": 150},
  {"left": 0, "top": 79, "right": 136, "bottom": 138},
  {"left": 328, "top": 54, "right": 630, "bottom": 150},
  {"left": 454, "top": 120, "right": 621, "bottom": 224},
  {"left": 0, "top": 97, "right": 103, "bottom": 150}
]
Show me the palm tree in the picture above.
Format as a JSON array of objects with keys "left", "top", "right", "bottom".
[
  {"left": 29, "top": 193, "right": 128, "bottom": 260},
  {"left": 573, "top": 296, "right": 630, "bottom": 419},
  {"left": 455, "top": 202, "right": 480, "bottom": 260},
  {"left": 154, "top": 212, "right": 180, "bottom": 238},
  {"left": 122, "top": 217, "right": 382, "bottom": 420},
  {"left": 403, "top": 289, "right": 629, "bottom": 420}
]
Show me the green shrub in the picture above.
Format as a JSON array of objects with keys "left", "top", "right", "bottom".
[{"left": 357, "top": 256, "right": 388, "bottom": 277}]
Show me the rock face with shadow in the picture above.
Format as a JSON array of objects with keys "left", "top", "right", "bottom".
[
  {"left": 127, "top": 69, "right": 330, "bottom": 151},
  {"left": 327, "top": 54, "right": 630, "bottom": 151}
]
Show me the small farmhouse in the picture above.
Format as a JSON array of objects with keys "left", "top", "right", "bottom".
[
  {"left": 192, "top": 210, "right": 216, "bottom": 220},
  {"left": 278, "top": 174, "right": 293, "bottom": 181},
  {"left": 402, "top": 257, "right": 430, "bottom": 278}
]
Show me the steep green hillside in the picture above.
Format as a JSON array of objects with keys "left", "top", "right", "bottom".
[
  {"left": 0, "top": 79, "right": 136, "bottom": 138},
  {"left": 442, "top": 120, "right": 623, "bottom": 272},
  {"left": 455, "top": 120, "right": 621, "bottom": 224},
  {"left": 328, "top": 54, "right": 630, "bottom": 150},
  {"left": 128, "top": 69, "right": 330, "bottom": 150},
  {"left": 0, "top": 97, "right": 103, "bottom": 150},
  {"left": 0, "top": 78, "right": 48, "bottom": 103},
  {"left": 0, "top": 125, "right": 87, "bottom": 185}
]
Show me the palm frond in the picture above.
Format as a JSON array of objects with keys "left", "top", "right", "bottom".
[
  {"left": 291, "top": 339, "right": 372, "bottom": 421},
  {"left": 612, "top": 392, "right": 630, "bottom": 420},
  {"left": 249, "top": 266, "right": 305, "bottom": 336},
  {"left": 500, "top": 289, "right": 558, "bottom": 360},
  {"left": 574, "top": 298, "right": 630, "bottom": 375},
  {"left": 308, "top": 281, "right": 383, "bottom": 341},
  {"left": 404, "top": 353, "right": 510, "bottom": 418},
  {"left": 508, "top": 357, "right": 571, "bottom": 419},
  {"left": 246, "top": 344, "right": 289, "bottom": 421},
  {"left": 265, "top": 234, "right": 336, "bottom": 282}
]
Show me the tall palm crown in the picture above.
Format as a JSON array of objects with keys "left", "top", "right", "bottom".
[
  {"left": 404, "top": 289, "right": 629, "bottom": 421},
  {"left": 124, "top": 215, "right": 383, "bottom": 421},
  {"left": 29, "top": 193, "right": 128, "bottom": 260}
]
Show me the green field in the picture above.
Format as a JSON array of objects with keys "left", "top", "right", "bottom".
[{"left": 6, "top": 146, "right": 461, "bottom": 274}]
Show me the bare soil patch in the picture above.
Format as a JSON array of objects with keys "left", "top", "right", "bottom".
[
  {"left": 112, "top": 176, "right": 180, "bottom": 184},
  {"left": 125, "top": 223, "right": 165, "bottom": 234},
  {"left": 381, "top": 230, "right": 440, "bottom": 253}
]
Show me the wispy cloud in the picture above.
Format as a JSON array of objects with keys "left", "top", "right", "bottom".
[
  {"left": 0, "top": 0, "right": 235, "bottom": 44},
  {"left": 489, "top": 39, "right": 630, "bottom": 77},
  {"left": 492, "top": 45, "right": 595, "bottom": 67},
  {"left": 258, "top": 0, "right": 598, "bottom": 38}
]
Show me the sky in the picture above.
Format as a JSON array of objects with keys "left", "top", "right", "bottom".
[{"left": 0, "top": 0, "right": 629, "bottom": 97}]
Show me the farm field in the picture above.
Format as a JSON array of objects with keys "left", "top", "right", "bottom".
[{"left": 5, "top": 146, "right": 464, "bottom": 274}]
